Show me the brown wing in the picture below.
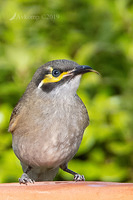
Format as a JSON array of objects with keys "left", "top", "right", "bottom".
[{"left": 8, "top": 98, "right": 23, "bottom": 133}]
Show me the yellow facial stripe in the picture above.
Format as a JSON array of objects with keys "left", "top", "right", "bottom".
[
  {"left": 37, "top": 67, "right": 71, "bottom": 89},
  {"left": 37, "top": 67, "right": 73, "bottom": 88},
  {"left": 42, "top": 71, "right": 68, "bottom": 84}
]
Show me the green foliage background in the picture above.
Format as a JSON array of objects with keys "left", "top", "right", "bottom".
[{"left": 0, "top": 0, "right": 133, "bottom": 183}]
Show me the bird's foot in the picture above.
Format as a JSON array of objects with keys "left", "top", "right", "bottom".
[
  {"left": 19, "top": 173, "right": 34, "bottom": 185},
  {"left": 73, "top": 174, "right": 85, "bottom": 181}
]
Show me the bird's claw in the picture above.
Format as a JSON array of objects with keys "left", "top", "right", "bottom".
[
  {"left": 73, "top": 174, "right": 85, "bottom": 181},
  {"left": 19, "top": 173, "right": 34, "bottom": 185}
]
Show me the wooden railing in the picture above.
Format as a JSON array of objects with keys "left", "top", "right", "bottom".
[{"left": 0, "top": 181, "right": 133, "bottom": 200}]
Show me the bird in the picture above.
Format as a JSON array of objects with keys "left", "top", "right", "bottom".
[{"left": 8, "top": 59, "right": 99, "bottom": 184}]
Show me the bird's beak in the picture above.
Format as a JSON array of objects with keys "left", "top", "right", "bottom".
[{"left": 68, "top": 65, "right": 100, "bottom": 76}]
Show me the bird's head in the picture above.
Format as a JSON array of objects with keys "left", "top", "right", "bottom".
[{"left": 31, "top": 59, "right": 99, "bottom": 95}]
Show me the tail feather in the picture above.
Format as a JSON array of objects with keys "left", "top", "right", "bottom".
[{"left": 21, "top": 162, "right": 59, "bottom": 181}]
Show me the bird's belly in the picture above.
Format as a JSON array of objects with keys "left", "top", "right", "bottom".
[
  {"left": 12, "top": 124, "right": 83, "bottom": 168},
  {"left": 12, "top": 97, "right": 88, "bottom": 168}
]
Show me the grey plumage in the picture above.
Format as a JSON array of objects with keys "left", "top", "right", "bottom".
[{"left": 9, "top": 59, "right": 98, "bottom": 183}]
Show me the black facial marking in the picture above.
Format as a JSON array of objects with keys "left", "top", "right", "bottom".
[
  {"left": 41, "top": 76, "right": 71, "bottom": 93},
  {"left": 35, "top": 69, "right": 50, "bottom": 88},
  {"left": 34, "top": 64, "right": 77, "bottom": 93}
]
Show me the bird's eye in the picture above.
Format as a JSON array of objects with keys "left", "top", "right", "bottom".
[{"left": 52, "top": 69, "right": 61, "bottom": 77}]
